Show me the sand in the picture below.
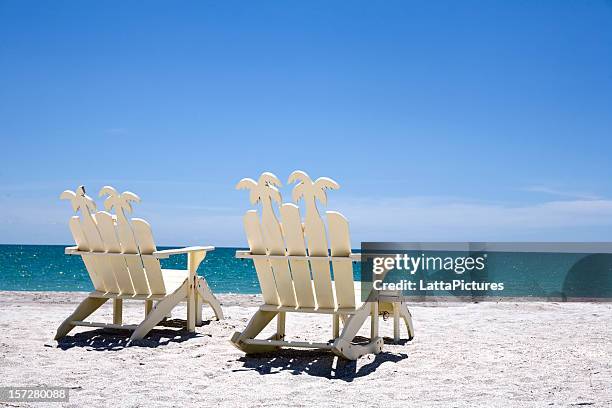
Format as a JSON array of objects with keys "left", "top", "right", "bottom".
[{"left": 0, "top": 291, "right": 610, "bottom": 407}]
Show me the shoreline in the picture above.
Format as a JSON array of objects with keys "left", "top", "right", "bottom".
[
  {"left": 3, "top": 290, "right": 611, "bottom": 304},
  {"left": 0, "top": 291, "right": 610, "bottom": 407}
]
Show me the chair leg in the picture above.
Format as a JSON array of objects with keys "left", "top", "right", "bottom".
[
  {"left": 187, "top": 283, "right": 196, "bottom": 332},
  {"left": 230, "top": 310, "right": 279, "bottom": 354},
  {"left": 332, "top": 302, "right": 383, "bottom": 360},
  {"left": 156, "top": 301, "right": 172, "bottom": 320},
  {"left": 196, "top": 294, "right": 203, "bottom": 326},
  {"left": 371, "top": 301, "right": 379, "bottom": 339},
  {"left": 129, "top": 281, "right": 189, "bottom": 343},
  {"left": 55, "top": 297, "right": 108, "bottom": 340},
  {"left": 145, "top": 300, "right": 153, "bottom": 316},
  {"left": 392, "top": 302, "right": 400, "bottom": 343},
  {"left": 196, "top": 277, "right": 224, "bottom": 320},
  {"left": 399, "top": 302, "right": 415, "bottom": 340},
  {"left": 333, "top": 314, "right": 340, "bottom": 338},
  {"left": 276, "top": 312, "right": 286, "bottom": 339},
  {"left": 338, "top": 304, "right": 370, "bottom": 341},
  {"left": 113, "top": 299, "right": 123, "bottom": 325}
]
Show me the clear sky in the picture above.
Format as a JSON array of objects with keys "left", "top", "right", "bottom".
[{"left": 1, "top": 1, "right": 612, "bottom": 246}]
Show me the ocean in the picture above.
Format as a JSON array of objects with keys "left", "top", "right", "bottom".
[
  {"left": 0, "top": 245, "right": 270, "bottom": 293},
  {"left": 1, "top": 244, "right": 611, "bottom": 298}
]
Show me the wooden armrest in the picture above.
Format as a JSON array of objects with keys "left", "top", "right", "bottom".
[
  {"left": 64, "top": 248, "right": 141, "bottom": 257},
  {"left": 65, "top": 245, "right": 214, "bottom": 259},
  {"left": 153, "top": 246, "right": 215, "bottom": 259},
  {"left": 65, "top": 246, "right": 79, "bottom": 255},
  {"left": 235, "top": 250, "right": 253, "bottom": 259},
  {"left": 235, "top": 250, "right": 361, "bottom": 262}
]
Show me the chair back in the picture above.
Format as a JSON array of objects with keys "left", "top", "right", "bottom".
[
  {"left": 238, "top": 171, "right": 356, "bottom": 310},
  {"left": 61, "top": 186, "right": 167, "bottom": 295}
]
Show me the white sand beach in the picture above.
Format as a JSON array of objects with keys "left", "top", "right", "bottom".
[{"left": 0, "top": 291, "right": 610, "bottom": 407}]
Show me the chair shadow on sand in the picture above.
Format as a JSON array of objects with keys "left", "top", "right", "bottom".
[
  {"left": 233, "top": 336, "right": 410, "bottom": 382},
  {"left": 56, "top": 318, "right": 213, "bottom": 351}
]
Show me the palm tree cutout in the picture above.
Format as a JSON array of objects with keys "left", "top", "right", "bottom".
[
  {"left": 289, "top": 170, "right": 339, "bottom": 221},
  {"left": 288, "top": 171, "right": 340, "bottom": 255},
  {"left": 60, "top": 186, "right": 98, "bottom": 233},
  {"left": 236, "top": 172, "right": 284, "bottom": 250},
  {"left": 99, "top": 186, "right": 141, "bottom": 223},
  {"left": 99, "top": 186, "right": 141, "bottom": 252},
  {"left": 60, "top": 185, "right": 97, "bottom": 215},
  {"left": 60, "top": 185, "right": 105, "bottom": 252}
]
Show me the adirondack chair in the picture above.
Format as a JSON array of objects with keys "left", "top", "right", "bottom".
[
  {"left": 231, "top": 171, "right": 414, "bottom": 360},
  {"left": 55, "top": 185, "right": 223, "bottom": 343}
]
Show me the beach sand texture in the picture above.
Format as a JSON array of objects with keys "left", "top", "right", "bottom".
[{"left": 0, "top": 291, "right": 610, "bottom": 407}]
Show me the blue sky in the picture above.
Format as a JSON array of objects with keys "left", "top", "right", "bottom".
[{"left": 1, "top": 0, "right": 612, "bottom": 246}]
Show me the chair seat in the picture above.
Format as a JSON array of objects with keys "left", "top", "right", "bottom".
[
  {"left": 353, "top": 282, "right": 403, "bottom": 303},
  {"left": 161, "top": 269, "right": 190, "bottom": 294},
  {"left": 260, "top": 281, "right": 404, "bottom": 312}
]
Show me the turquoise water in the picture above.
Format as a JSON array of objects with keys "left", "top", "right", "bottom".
[
  {"left": 0, "top": 245, "right": 268, "bottom": 293},
  {"left": 1, "top": 245, "right": 611, "bottom": 298},
  {"left": 0, "top": 245, "right": 362, "bottom": 293}
]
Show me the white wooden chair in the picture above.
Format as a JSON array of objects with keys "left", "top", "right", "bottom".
[
  {"left": 55, "top": 185, "right": 223, "bottom": 344},
  {"left": 231, "top": 171, "right": 414, "bottom": 360}
]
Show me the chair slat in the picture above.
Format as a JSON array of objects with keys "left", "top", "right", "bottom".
[
  {"left": 327, "top": 211, "right": 355, "bottom": 309},
  {"left": 244, "top": 210, "right": 279, "bottom": 305},
  {"left": 261, "top": 206, "right": 296, "bottom": 307},
  {"left": 68, "top": 216, "right": 105, "bottom": 291},
  {"left": 80, "top": 213, "right": 118, "bottom": 292},
  {"left": 131, "top": 218, "right": 166, "bottom": 295},
  {"left": 114, "top": 217, "right": 150, "bottom": 295},
  {"left": 304, "top": 214, "right": 335, "bottom": 309},
  {"left": 95, "top": 211, "right": 134, "bottom": 295},
  {"left": 280, "top": 203, "right": 315, "bottom": 308}
]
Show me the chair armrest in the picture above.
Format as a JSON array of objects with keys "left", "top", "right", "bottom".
[
  {"left": 65, "top": 246, "right": 80, "bottom": 255},
  {"left": 235, "top": 250, "right": 252, "bottom": 259},
  {"left": 153, "top": 246, "right": 215, "bottom": 259},
  {"left": 350, "top": 253, "right": 361, "bottom": 262},
  {"left": 235, "top": 250, "right": 361, "bottom": 262}
]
